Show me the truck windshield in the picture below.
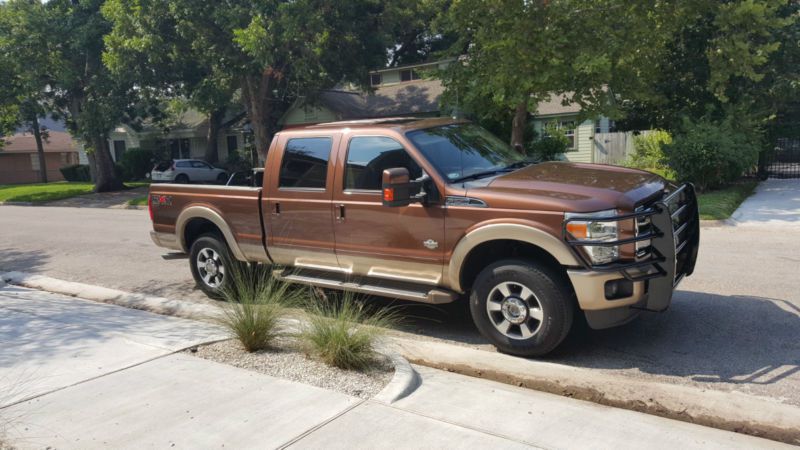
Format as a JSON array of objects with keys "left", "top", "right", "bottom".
[{"left": 406, "top": 123, "right": 527, "bottom": 183}]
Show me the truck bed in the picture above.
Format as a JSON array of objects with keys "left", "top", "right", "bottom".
[{"left": 149, "top": 183, "right": 268, "bottom": 262}]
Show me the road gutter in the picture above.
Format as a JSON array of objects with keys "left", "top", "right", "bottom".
[{"left": 391, "top": 337, "right": 800, "bottom": 446}]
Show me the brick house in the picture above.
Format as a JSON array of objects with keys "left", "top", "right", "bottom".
[{"left": 0, "top": 131, "right": 80, "bottom": 184}]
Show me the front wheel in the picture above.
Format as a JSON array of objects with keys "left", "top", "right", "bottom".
[
  {"left": 470, "top": 259, "right": 574, "bottom": 357},
  {"left": 189, "top": 234, "right": 237, "bottom": 299}
]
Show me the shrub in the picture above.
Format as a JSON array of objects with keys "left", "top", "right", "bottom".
[
  {"left": 627, "top": 130, "right": 671, "bottom": 169},
  {"left": 119, "top": 148, "right": 154, "bottom": 181},
  {"left": 216, "top": 265, "right": 300, "bottom": 352},
  {"left": 666, "top": 117, "right": 761, "bottom": 191},
  {"left": 301, "top": 292, "right": 399, "bottom": 370},
  {"left": 527, "top": 122, "right": 569, "bottom": 161},
  {"left": 59, "top": 164, "right": 91, "bottom": 182}
]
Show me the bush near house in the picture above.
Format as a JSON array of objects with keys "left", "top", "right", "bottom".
[
  {"left": 59, "top": 164, "right": 91, "bottom": 182},
  {"left": 118, "top": 148, "right": 155, "bottom": 181},
  {"left": 666, "top": 117, "right": 760, "bottom": 192},
  {"left": 527, "top": 122, "right": 569, "bottom": 161},
  {"left": 627, "top": 130, "right": 671, "bottom": 170}
]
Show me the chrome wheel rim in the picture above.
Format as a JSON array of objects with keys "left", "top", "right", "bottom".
[
  {"left": 486, "top": 281, "right": 544, "bottom": 340},
  {"left": 196, "top": 248, "right": 225, "bottom": 288}
]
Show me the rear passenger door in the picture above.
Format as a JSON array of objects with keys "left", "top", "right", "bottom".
[{"left": 265, "top": 134, "right": 341, "bottom": 272}]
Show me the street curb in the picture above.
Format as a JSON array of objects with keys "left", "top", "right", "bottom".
[
  {"left": 373, "top": 349, "right": 422, "bottom": 404},
  {"left": 0, "top": 271, "right": 221, "bottom": 321},
  {"left": 0, "top": 272, "right": 422, "bottom": 403},
  {"left": 392, "top": 337, "right": 800, "bottom": 445},
  {"left": 0, "top": 201, "right": 34, "bottom": 206},
  {"left": 699, "top": 219, "right": 735, "bottom": 227}
]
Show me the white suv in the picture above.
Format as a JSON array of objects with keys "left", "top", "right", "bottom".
[{"left": 151, "top": 159, "right": 227, "bottom": 184}]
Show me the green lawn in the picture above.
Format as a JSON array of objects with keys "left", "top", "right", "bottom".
[
  {"left": 127, "top": 195, "right": 149, "bottom": 206},
  {"left": 696, "top": 181, "right": 758, "bottom": 220},
  {"left": 0, "top": 181, "right": 147, "bottom": 203}
]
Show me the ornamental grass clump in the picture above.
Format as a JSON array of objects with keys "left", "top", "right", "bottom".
[
  {"left": 302, "top": 292, "right": 399, "bottom": 370},
  {"left": 217, "top": 265, "right": 300, "bottom": 352}
]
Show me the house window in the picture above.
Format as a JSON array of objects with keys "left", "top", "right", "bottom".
[
  {"left": 543, "top": 121, "right": 576, "bottom": 150},
  {"left": 113, "top": 140, "right": 126, "bottom": 162},
  {"left": 595, "top": 119, "right": 603, "bottom": 134},
  {"left": 226, "top": 135, "right": 238, "bottom": 153},
  {"left": 370, "top": 73, "right": 382, "bottom": 86},
  {"left": 400, "top": 69, "right": 420, "bottom": 82},
  {"left": 30, "top": 154, "right": 40, "bottom": 171},
  {"left": 169, "top": 138, "right": 191, "bottom": 159}
]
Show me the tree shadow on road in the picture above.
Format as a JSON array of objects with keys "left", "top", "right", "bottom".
[
  {"left": 552, "top": 291, "right": 800, "bottom": 387},
  {"left": 0, "top": 248, "right": 48, "bottom": 274}
]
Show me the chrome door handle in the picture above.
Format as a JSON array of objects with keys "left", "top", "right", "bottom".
[
  {"left": 336, "top": 204, "right": 345, "bottom": 222},
  {"left": 272, "top": 202, "right": 281, "bottom": 216}
]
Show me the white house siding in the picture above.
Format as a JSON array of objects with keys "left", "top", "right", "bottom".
[{"left": 564, "top": 119, "right": 594, "bottom": 163}]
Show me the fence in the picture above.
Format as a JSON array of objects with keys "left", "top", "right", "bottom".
[{"left": 760, "top": 138, "right": 800, "bottom": 179}]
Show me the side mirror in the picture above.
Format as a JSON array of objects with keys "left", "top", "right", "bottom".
[{"left": 382, "top": 167, "right": 423, "bottom": 207}]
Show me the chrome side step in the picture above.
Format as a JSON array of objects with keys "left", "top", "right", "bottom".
[{"left": 274, "top": 270, "right": 457, "bottom": 304}]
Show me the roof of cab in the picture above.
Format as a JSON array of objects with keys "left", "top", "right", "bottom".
[{"left": 280, "top": 117, "right": 466, "bottom": 134}]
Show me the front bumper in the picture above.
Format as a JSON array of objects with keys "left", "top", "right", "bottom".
[{"left": 563, "top": 183, "right": 700, "bottom": 318}]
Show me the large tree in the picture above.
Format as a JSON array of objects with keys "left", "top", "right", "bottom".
[
  {"left": 104, "top": 0, "right": 400, "bottom": 161},
  {"left": 438, "top": 0, "right": 675, "bottom": 149},
  {"left": 0, "top": 0, "right": 55, "bottom": 181}
]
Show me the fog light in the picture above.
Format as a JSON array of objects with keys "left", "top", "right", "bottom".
[{"left": 604, "top": 279, "right": 634, "bottom": 300}]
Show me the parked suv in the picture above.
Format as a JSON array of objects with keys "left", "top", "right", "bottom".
[
  {"left": 148, "top": 118, "right": 700, "bottom": 356},
  {"left": 151, "top": 159, "right": 228, "bottom": 184}
]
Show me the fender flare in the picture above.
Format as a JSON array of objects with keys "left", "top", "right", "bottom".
[
  {"left": 176, "top": 206, "right": 248, "bottom": 261},
  {"left": 447, "top": 222, "right": 579, "bottom": 293}
]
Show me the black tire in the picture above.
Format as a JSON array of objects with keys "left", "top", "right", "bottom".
[
  {"left": 175, "top": 173, "right": 190, "bottom": 184},
  {"left": 217, "top": 172, "right": 228, "bottom": 183},
  {"left": 189, "top": 233, "right": 237, "bottom": 299},
  {"left": 469, "top": 259, "right": 574, "bottom": 357}
]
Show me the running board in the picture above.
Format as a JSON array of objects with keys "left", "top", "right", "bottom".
[{"left": 274, "top": 270, "right": 457, "bottom": 304}]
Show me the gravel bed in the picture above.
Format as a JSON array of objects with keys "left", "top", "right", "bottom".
[{"left": 187, "top": 338, "right": 393, "bottom": 399}]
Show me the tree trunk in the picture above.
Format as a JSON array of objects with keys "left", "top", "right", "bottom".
[
  {"left": 241, "top": 73, "right": 275, "bottom": 164},
  {"left": 511, "top": 100, "right": 529, "bottom": 154},
  {"left": 87, "top": 150, "right": 97, "bottom": 182},
  {"left": 92, "top": 136, "right": 124, "bottom": 192},
  {"left": 204, "top": 108, "right": 225, "bottom": 164},
  {"left": 30, "top": 116, "right": 48, "bottom": 183}
]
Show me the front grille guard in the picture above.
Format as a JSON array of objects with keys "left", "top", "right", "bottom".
[{"left": 562, "top": 183, "right": 700, "bottom": 286}]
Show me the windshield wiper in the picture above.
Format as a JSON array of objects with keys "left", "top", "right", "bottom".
[
  {"left": 451, "top": 169, "right": 509, "bottom": 183},
  {"left": 503, "top": 159, "right": 539, "bottom": 170}
]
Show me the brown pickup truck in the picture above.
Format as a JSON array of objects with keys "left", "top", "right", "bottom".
[{"left": 149, "top": 117, "right": 699, "bottom": 356}]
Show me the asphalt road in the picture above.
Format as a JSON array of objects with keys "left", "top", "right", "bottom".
[{"left": 1, "top": 185, "right": 798, "bottom": 406}]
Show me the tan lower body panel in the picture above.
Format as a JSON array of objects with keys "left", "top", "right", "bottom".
[
  {"left": 567, "top": 269, "right": 645, "bottom": 311},
  {"left": 150, "top": 231, "right": 183, "bottom": 252},
  {"left": 336, "top": 253, "right": 443, "bottom": 286}
]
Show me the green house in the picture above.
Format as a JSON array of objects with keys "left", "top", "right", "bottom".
[{"left": 531, "top": 93, "right": 613, "bottom": 163}]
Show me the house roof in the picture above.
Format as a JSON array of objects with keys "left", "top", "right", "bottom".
[
  {"left": 533, "top": 93, "right": 583, "bottom": 117},
  {"left": 309, "top": 79, "right": 444, "bottom": 121},
  {"left": 1, "top": 131, "right": 77, "bottom": 154}
]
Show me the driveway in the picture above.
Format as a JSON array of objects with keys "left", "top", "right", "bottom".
[
  {"left": 0, "top": 286, "right": 783, "bottom": 449},
  {"left": 731, "top": 178, "right": 800, "bottom": 226},
  {"left": 0, "top": 180, "right": 799, "bottom": 407}
]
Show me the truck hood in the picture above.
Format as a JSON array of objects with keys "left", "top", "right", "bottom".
[{"left": 465, "top": 162, "right": 666, "bottom": 212}]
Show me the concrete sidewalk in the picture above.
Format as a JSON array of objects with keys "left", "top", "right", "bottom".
[
  {"left": 731, "top": 178, "right": 800, "bottom": 226},
  {"left": 0, "top": 286, "right": 789, "bottom": 449}
]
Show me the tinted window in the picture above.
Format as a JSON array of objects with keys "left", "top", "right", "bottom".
[
  {"left": 191, "top": 161, "right": 210, "bottom": 169},
  {"left": 345, "top": 137, "right": 422, "bottom": 191},
  {"left": 176, "top": 161, "right": 190, "bottom": 168},
  {"left": 279, "top": 137, "right": 332, "bottom": 188}
]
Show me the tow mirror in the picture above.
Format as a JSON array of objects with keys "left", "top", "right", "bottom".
[{"left": 382, "top": 167, "right": 423, "bottom": 207}]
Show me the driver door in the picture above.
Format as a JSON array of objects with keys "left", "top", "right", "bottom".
[{"left": 332, "top": 134, "right": 445, "bottom": 286}]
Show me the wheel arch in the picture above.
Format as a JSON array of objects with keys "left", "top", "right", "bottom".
[
  {"left": 177, "top": 206, "right": 247, "bottom": 261},
  {"left": 448, "top": 223, "right": 580, "bottom": 293}
]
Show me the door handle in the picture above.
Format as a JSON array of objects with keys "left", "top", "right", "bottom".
[
  {"left": 336, "top": 204, "right": 345, "bottom": 222},
  {"left": 272, "top": 202, "right": 281, "bottom": 216}
]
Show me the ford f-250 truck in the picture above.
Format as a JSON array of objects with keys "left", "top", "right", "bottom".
[{"left": 149, "top": 117, "right": 699, "bottom": 356}]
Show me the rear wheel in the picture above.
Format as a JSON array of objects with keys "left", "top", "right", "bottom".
[
  {"left": 470, "top": 259, "right": 574, "bottom": 357},
  {"left": 189, "top": 234, "right": 236, "bottom": 299},
  {"left": 217, "top": 172, "right": 228, "bottom": 183},
  {"left": 175, "top": 173, "right": 189, "bottom": 184}
]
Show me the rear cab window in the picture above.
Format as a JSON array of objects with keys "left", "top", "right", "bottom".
[{"left": 278, "top": 137, "right": 333, "bottom": 189}]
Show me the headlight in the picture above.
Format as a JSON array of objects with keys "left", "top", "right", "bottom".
[{"left": 565, "top": 209, "right": 620, "bottom": 265}]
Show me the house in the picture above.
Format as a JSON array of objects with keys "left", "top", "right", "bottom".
[
  {"left": 80, "top": 109, "right": 250, "bottom": 166},
  {"left": 280, "top": 60, "right": 449, "bottom": 128},
  {"left": 530, "top": 93, "right": 614, "bottom": 164},
  {"left": 0, "top": 131, "right": 80, "bottom": 184}
]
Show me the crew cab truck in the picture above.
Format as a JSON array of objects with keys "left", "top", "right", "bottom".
[{"left": 149, "top": 117, "right": 700, "bottom": 356}]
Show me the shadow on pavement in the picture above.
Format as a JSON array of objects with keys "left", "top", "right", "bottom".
[{"left": 0, "top": 248, "right": 49, "bottom": 274}]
